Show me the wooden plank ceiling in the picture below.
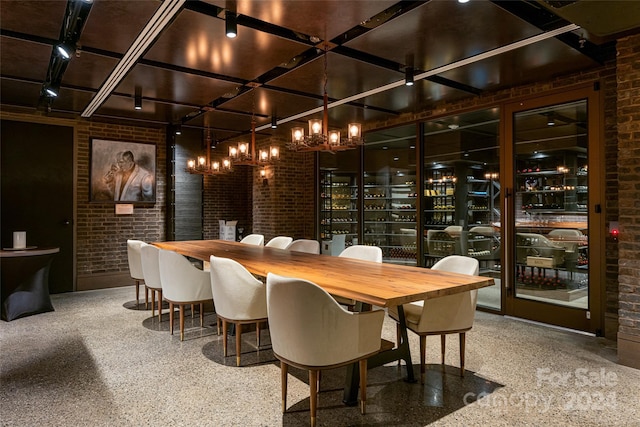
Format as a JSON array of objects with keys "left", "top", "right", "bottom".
[{"left": 1, "top": 0, "right": 636, "bottom": 144}]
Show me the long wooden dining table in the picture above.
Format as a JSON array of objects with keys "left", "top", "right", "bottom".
[{"left": 153, "top": 239, "right": 494, "bottom": 404}]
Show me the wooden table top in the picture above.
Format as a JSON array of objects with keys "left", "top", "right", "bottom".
[{"left": 153, "top": 240, "right": 494, "bottom": 308}]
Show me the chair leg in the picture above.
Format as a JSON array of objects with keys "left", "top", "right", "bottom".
[
  {"left": 151, "top": 289, "right": 156, "bottom": 318},
  {"left": 236, "top": 323, "right": 242, "bottom": 367},
  {"left": 135, "top": 280, "right": 140, "bottom": 307},
  {"left": 419, "top": 335, "right": 426, "bottom": 385},
  {"left": 169, "top": 302, "right": 174, "bottom": 335},
  {"left": 459, "top": 332, "right": 466, "bottom": 377},
  {"left": 441, "top": 334, "right": 446, "bottom": 365},
  {"left": 222, "top": 319, "right": 228, "bottom": 357},
  {"left": 396, "top": 322, "right": 401, "bottom": 367},
  {"left": 179, "top": 304, "right": 185, "bottom": 341},
  {"left": 199, "top": 303, "right": 204, "bottom": 327},
  {"left": 309, "top": 369, "right": 318, "bottom": 427},
  {"left": 359, "top": 359, "right": 367, "bottom": 415},
  {"left": 145, "top": 285, "right": 149, "bottom": 309},
  {"left": 191, "top": 303, "right": 195, "bottom": 319},
  {"left": 256, "top": 321, "right": 261, "bottom": 348},
  {"left": 281, "top": 362, "right": 288, "bottom": 413},
  {"left": 217, "top": 318, "right": 221, "bottom": 335},
  {"left": 157, "top": 290, "right": 162, "bottom": 322}
]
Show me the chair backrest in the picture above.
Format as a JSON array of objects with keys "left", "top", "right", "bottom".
[
  {"left": 431, "top": 255, "right": 479, "bottom": 276},
  {"left": 209, "top": 255, "right": 267, "bottom": 321},
  {"left": 339, "top": 245, "right": 382, "bottom": 263},
  {"left": 287, "top": 239, "right": 320, "bottom": 254},
  {"left": 127, "top": 239, "right": 145, "bottom": 280},
  {"left": 158, "top": 249, "right": 213, "bottom": 303},
  {"left": 140, "top": 243, "right": 161, "bottom": 290},
  {"left": 419, "top": 255, "right": 480, "bottom": 333},
  {"left": 240, "top": 234, "right": 264, "bottom": 246},
  {"left": 266, "top": 273, "right": 384, "bottom": 367},
  {"left": 444, "top": 225, "right": 463, "bottom": 237},
  {"left": 265, "top": 236, "right": 293, "bottom": 249},
  {"left": 548, "top": 228, "right": 583, "bottom": 238},
  {"left": 469, "top": 226, "right": 496, "bottom": 236}
]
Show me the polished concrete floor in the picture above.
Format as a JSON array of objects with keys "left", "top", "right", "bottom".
[{"left": 1, "top": 286, "right": 639, "bottom": 426}]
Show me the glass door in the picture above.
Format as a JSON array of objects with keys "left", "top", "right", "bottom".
[
  {"left": 364, "top": 125, "right": 418, "bottom": 265},
  {"left": 422, "top": 108, "right": 502, "bottom": 310},
  {"left": 319, "top": 150, "right": 360, "bottom": 254},
  {"left": 504, "top": 86, "right": 603, "bottom": 333}
]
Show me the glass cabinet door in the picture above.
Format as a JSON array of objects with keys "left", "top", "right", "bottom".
[
  {"left": 422, "top": 108, "right": 502, "bottom": 310},
  {"left": 319, "top": 150, "right": 359, "bottom": 253},
  {"left": 364, "top": 125, "right": 418, "bottom": 265},
  {"left": 512, "top": 100, "right": 589, "bottom": 309}
]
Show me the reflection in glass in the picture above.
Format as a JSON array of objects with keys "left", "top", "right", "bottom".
[
  {"left": 422, "top": 108, "right": 501, "bottom": 310},
  {"left": 364, "top": 125, "right": 418, "bottom": 265},
  {"left": 513, "top": 100, "right": 588, "bottom": 309}
]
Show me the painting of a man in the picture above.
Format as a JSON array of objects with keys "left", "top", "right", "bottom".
[
  {"left": 90, "top": 139, "right": 156, "bottom": 203},
  {"left": 103, "top": 151, "right": 154, "bottom": 201}
]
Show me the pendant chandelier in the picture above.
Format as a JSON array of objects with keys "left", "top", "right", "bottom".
[
  {"left": 287, "top": 45, "right": 363, "bottom": 152},
  {"left": 186, "top": 108, "right": 279, "bottom": 177},
  {"left": 186, "top": 126, "right": 230, "bottom": 175}
]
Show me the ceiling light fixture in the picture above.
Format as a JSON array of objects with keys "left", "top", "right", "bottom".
[
  {"left": 56, "top": 43, "right": 74, "bottom": 60},
  {"left": 175, "top": 124, "right": 182, "bottom": 135},
  {"left": 44, "top": 82, "right": 60, "bottom": 97},
  {"left": 225, "top": 11, "right": 237, "bottom": 38},
  {"left": 288, "top": 44, "right": 363, "bottom": 152},
  {"left": 134, "top": 86, "right": 142, "bottom": 110},
  {"left": 547, "top": 113, "right": 556, "bottom": 126},
  {"left": 271, "top": 115, "right": 277, "bottom": 129},
  {"left": 405, "top": 66, "right": 414, "bottom": 86},
  {"left": 188, "top": 105, "right": 279, "bottom": 177}
]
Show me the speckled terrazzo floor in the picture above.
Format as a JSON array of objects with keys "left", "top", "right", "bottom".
[{"left": 1, "top": 286, "right": 639, "bottom": 427}]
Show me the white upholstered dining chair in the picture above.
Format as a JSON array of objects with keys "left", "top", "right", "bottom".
[
  {"left": 335, "top": 245, "right": 383, "bottom": 308},
  {"left": 265, "top": 236, "right": 293, "bottom": 249},
  {"left": 127, "top": 239, "right": 148, "bottom": 308},
  {"left": 140, "top": 243, "right": 163, "bottom": 322},
  {"left": 209, "top": 255, "right": 268, "bottom": 366},
  {"left": 286, "top": 239, "right": 320, "bottom": 254},
  {"left": 339, "top": 245, "right": 383, "bottom": 263},
  {"left": 240, "top": 234, "right": 264, "bottom": 246},
  {"left": 266, "top": 273, "right": 385, "bottom": 427},
  {"left": 158, "top": 249, "right": 213, "bottom": 341},
  {"left": 388, "top": 255, "right": 479, "bottom": 383}
]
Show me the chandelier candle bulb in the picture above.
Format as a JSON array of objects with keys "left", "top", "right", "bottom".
[{"left": 270, "top": 146, "right": 280, "bottom": 160}]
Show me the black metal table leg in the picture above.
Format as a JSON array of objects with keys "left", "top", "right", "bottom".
[{"left": 342, "top": 305, "right": 415, "bottom": 405}]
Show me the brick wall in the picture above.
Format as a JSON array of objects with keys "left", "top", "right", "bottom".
[
  {"left": 251, "top": 139, "right": 315, "bottom": 242},
  {"left": 616, "top": 33, "right": 640, "bottom": 368},
  {"left": 76, "top": 121, "right": 166, "bottom": 289},
  {"left": 203, "top": 165, "right": 252, "bottom": 239}
]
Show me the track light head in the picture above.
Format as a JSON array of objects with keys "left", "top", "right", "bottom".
[
  {"left": 225, "top": 11, "right": 237, "bottom": 38},
  {"left": 134, "top": 86, "right": 142, "bottom": 110},
  {"left": 44, "top": 82, "right": 60, "bottom": 97},
  {"left": 271, "top": 115, "right": 277, "bottom": 129},
  {"left": 56, "top": 43, "right": 74, "bottom": 60},
  {"left": 175, "top": 124, "right": 182, "bottom": 135},
  {"left": 405, "top": 66, "right": 414, "bottom": 86}
]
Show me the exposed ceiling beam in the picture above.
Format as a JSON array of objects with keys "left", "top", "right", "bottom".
[
  {"left": 81, "top": 0, "right": 186, "bottom": 117},
  {"left": 257, "top": 23, "right": 580, "bottom": 131}
]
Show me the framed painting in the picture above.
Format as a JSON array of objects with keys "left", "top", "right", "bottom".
[{"left": 89, "top": 138, "right": 156, "bottom": 203}]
